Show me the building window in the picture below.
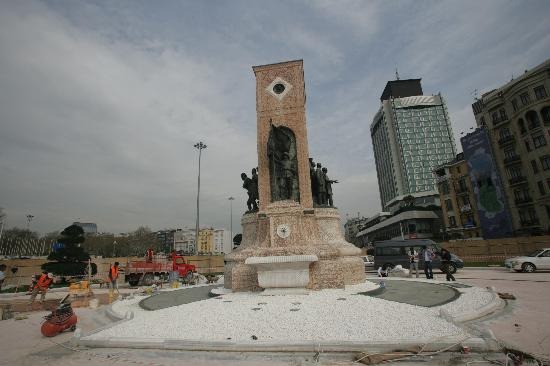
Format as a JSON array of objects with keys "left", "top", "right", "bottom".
[
  {"left": 499, "top": 127, "right": 511, "bottom": 139},
  {"left": 441, "top": 181, "right": 450, "bottom": 195},
  {"left": 499, "top": 108, "right": 508, "bottom": 121},
  {"left": 514, "top": 188, "right": 530, "bottom": 201},
  {"left": 542, "top": 107, "right": 550, "bottom": 123},
  {"left": 504, "top": 148, "right": 516, "bottom": 159},
  {"left": 445, "top": 199, "right": 453, "bottom": 211},
  {"left": 520, "top": 92, "right": 531, "bottom": 106},
  {"left": 511, "top": 99, "right": 519, "bottom": 112},
  {"left": 538, "top": 181, "right": 546, "bottom": 195},
  {"left": 518, "top": 119, "right": 526, "bottom": 134},
  {"left": 533, "top": 134, "right": 547, "bottom": 149},
  {"left": 531, "top": 160, "right": 539, "bottom": 174},
  {"left": 491, "top": 111, "right": 499, "bottom": 124},
  {"left": 508, "top": 166, "right": 523, "bottom": 179},
  {"left": 541, "top": 155, "right": 550, "bottom": 170},
  {"left": 534, "top": 85, "right": 547, "bottom": 100},
  {"left": 448, "top": 216, "right": 456, "bottom": 227},
  {"left": 526, "top": 110, "right": 540, "bottom": 129},
  {"left": 525, "top": 140, "right": 531, "bottom": 152}
]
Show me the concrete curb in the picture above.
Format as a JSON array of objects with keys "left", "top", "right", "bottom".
[
  {"left": 76, "top": 336, "right": 498, "bottom": 353},
  {"left": 453, "top": 287, "right": 505, "bottom": 323}
]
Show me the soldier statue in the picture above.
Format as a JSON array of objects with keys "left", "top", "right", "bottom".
[
  {"left": 309, "top": 158, "right": 318, "bottom": 205},
  {"left": 322, "top": 167, "right": 338, "bottom": 207},
  {"left": 315, "top": 163, "right": 327, "bottom": 205},
  {"left": 241, "top": 172, "right": 258, "bottom": 212}
]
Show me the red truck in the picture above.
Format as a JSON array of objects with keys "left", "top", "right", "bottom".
[{"left": 124, "top": 253, "right": 196, "bottom": 286}]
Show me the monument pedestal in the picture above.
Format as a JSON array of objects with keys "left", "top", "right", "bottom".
[{"left": 225, "top": 203, "right": 365, "bottom": 292}]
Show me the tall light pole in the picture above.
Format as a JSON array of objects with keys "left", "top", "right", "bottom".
[
  {"left": 194, "top": 141, "right": 207, "bottom": 255},
  {"left": 26, "top": 214, "right": 34, "bottom": 230},
  {"left": 228, "top": 197, "right": 234, "bottom": 251}
]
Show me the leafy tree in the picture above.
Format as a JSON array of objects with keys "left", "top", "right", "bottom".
[{"left": 42, "top": 224, "right": 97, "bottom": 276}]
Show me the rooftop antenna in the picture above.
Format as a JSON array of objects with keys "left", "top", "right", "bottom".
[{"left": 395, "top": 66, "right": 400, "bottom": 80}]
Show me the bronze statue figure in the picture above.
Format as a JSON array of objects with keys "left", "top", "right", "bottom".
[
  {"left": 241, "top": 173, "right": 258, "bottom": 212},
  {"left": 310, "top": 158, "right": 318, "bottom": 205},
  {"left": 267, "top": 123, "right": 299, "bottom": 202},
  {"left": 322, "top": 167, "right": 338, "bottom": 207},
  {"left": 315, "top": 163, "right": 327, "bottom": 205}
]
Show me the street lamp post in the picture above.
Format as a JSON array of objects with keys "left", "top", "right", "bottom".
[
  {"left": 228, "top": 197, "right": 234, "bottom": 251},
  {"left": 113, "top": 240, "right": 117, "bottom": 258},
  {"left": 26, "top": 214, "right": 34, "bottom": 230},
  {"left": 194, "top": 141, "right": 207, "bottom": 255}
]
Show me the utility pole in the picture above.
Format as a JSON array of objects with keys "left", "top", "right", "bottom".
[
  {"left": 194, "top": 141, "right": 207, "bottom": 255},
  {"left": 228, "top": 197, "right": 234, "bottom": 251}
]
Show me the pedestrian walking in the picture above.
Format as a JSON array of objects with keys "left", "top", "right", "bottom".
[
  {"left": 0, "top": 264, "right": 6, "bottom": 291},
  {"left": 408, "top": 247, "right": 419, "bottom": 278},
  {"left": 440, "top": 248, "right": 456, "bottom": 281},
  {"left": 421, "top": 246, "right": 434, "bottom": 279},
  {"left": 109, "top": 262, "right": 120, "bottom": 298},
  {"left": 28, "top": 272, "right": 54, "bottom": 304}
]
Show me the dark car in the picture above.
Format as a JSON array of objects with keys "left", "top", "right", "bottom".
[{"left": 373, "top": 239, "right": 464, "bottom": 274}]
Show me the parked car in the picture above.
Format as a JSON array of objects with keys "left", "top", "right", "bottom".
[
  {"left": 373, "top": 239, "right": 464, "bottom": 274},
  {"left": 361, "top": 255, "right": 374, "bottom": 271},
  {"left": 504, "top": 248, "right": 550, "bottom": 273}
]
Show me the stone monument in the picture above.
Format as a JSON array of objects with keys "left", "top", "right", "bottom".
[{"left": 225, "top": 60, "right": 365, "bottom": 292}]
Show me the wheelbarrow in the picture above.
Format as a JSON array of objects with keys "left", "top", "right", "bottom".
[{"left": 40, "top": 302, "right": 78, "bottom": 337}]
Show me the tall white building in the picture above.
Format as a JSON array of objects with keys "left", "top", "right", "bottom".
[
  {"left": 371, "top": 79, "right": 457, "bottom": 211},
  {"left": 173, "top": 229, "right": 196, "bottom": 254},
  {"left": 173, "top": 227, "right": 233, "bottom": 255},
  {"left": 213, "top": 229, "right": 232, "bottom": 254}
]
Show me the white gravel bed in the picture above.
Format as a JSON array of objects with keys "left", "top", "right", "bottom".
[
  {"left": 435, "top": 286, "right": 495, "bottom": 316},
  {"left": 87, "top": 281, "right": 473, "bottom": 343}
]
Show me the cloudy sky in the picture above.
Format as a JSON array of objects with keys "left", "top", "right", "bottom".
[{"left": 1, "top": 0, "right": 549, "bottom": 234}]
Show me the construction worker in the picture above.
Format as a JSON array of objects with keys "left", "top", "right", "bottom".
[
  {"left": 28, "top": 272, "right": 54, "bottom": 304},
  {"left": 108, "top": 262, "right": 120, "bottom": 298},
  {"left": 146, "top": 247, "right": 154, "bottom": 263}
]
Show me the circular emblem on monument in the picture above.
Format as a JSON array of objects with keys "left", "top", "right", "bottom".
[
  {"left": 276, "top": 224, "right": 291, "bottom": 239},
  {"left": 272, "top": 83, "right": 285, "bottom": 94}
]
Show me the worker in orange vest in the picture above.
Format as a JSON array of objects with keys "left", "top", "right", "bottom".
[
  {"left": 146, "top": 248, "right": 154, "bottom": 263},
  {"left": 108, "top": 262, "right": 120, "bottom": 297},
  {"left": 28, "top": 272, "right": 54, "bottom": 304}
]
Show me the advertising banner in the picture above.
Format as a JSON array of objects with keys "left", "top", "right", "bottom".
[{"left": 461, "top": 128, "right": 513, "bottom": 238}]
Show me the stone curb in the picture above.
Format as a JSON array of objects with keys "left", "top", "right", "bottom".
[
  {"left": 453, "top": 287, "right": 505, "bottom": 323},
  {"left": 76, "top": 336, "right": 498, "bottom": 353}
]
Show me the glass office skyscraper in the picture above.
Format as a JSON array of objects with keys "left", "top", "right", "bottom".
[{"left": 371, "top": 79, "right": 456, "bottom": 211}]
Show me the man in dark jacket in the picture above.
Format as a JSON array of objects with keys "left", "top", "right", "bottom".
[{"left": 440, "top": 249, "right": 456, "bottom": 281}]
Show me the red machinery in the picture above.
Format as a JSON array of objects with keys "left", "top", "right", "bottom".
[
  {"left": 41, "top": 303, "right": 78, "bottom": 337},
  {"left": 125, "top": 252, "right": 196, "bottom": 286}
]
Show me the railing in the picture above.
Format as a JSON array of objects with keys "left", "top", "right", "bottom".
[
  {"left": 509, "top": 176, "right": 527, "bottom": 185},
  {"left": 503, "top": 155, "right": 521, "bottom": 165},
  {"left": 498, "top": 135, "right": 515, "bottom": 146},
  {"left": 515, "top": 197, "right": 533, "bottom": 205},
  {"left": 520, "top": 219, "right": 540, "bottom": 227}
]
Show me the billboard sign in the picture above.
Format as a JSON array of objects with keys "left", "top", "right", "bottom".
[{"left": 461, "top": 128, "right": 513, "bottom": 238}]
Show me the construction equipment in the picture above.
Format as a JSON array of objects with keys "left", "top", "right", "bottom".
[
  {"left": 40, "top": 303, "right": 77, "bottom": 337},
  {"left": 125, "top": 252, "right": 196, "bottom": 286}
]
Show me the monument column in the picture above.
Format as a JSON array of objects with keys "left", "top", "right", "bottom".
[{"left": 253, "top": 60, "right": 313, "bottom": 210}]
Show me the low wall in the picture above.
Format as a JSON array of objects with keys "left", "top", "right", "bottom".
[
  {"left": 440, "top": 235, "right": 550, "bottom": 263},
  {"left": 0, "top": 255, "right": 225, "bottom": 287}
]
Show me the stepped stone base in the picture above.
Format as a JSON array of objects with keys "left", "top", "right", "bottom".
[{"left": 225, "top": 203, "right": 365, "bottom": 292}]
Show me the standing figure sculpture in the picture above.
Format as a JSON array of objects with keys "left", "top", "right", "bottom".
[
  {"left": 267, "top": 123, "right": 299, "bottom": 202},
  {"left": 315, "top": 163, "right": 327, "bottom": 205},
  {"left": 322, "top": 167, "right": 338, "bottom": 206},
  {"left": 309, "top": 158, "right": 318, "bottom": 205},
  {"left": 241, "top": 173, "right": 258, "bottom": 212}
]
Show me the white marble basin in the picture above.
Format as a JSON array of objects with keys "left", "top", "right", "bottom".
[{"left": 245, "top": 255, "right": 318, "bottom": 290}]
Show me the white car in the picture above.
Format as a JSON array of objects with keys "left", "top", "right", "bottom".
[{"left": 505, "top": 248, "right": 550, "bottom": 273}]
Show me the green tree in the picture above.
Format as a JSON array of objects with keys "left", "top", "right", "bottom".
[{"left": 42, "top": 224, "right": 97, "bottom": 276}]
